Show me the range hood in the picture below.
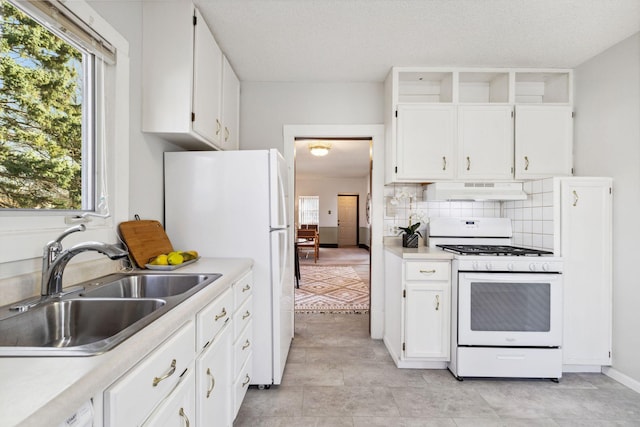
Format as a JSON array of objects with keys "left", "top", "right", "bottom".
[{"left": 424, "top": 182, "right": 527, "bottom": 201}]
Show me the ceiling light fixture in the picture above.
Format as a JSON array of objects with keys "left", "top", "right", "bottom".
[{"left": 308, "top": 142, "right": 331, "bottom": 157}]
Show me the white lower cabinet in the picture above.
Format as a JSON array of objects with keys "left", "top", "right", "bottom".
[
  {"left": 142, "top": 367, "right": 196, "bottom": 427},
  {"left": 104, "top": 321, "right": 196, "bottom": 427},
  {"left": 104, "top": 269, "right": 254, "bottom": 426},
  {"left": 384, "top": 251, "right": 451, "bottom": 368},
  {"left": 196, "top": 324, "right": 232, "bottom": 426}
]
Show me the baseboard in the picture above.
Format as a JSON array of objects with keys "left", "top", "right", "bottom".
[
  {"left": 563, "top": 364, "right": 603, "bottom": 373},
  {"left": 319, "top": 243, "right": 338, "bottom": 248},
  {"left": 603, "top": 367, "right": 640, "bottom": 393},
  {"left": 358, "top": 243, "right": 370, "bottom": 250}
]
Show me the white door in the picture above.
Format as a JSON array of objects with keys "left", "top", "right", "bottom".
[
  {"left": 192, "top": 8, "right": 222, "bottom": 146},
  {"left": 396, "top": 104, "right": 456, "bottom": 180},
  {"left": 515, "top": 105, "right": 573, "bottom": 179},
  {"left": 561, "top": 178, "right": 612, "bottom": 366},
  {"left": 196, "top": 326, "right": 231, "bottom": 427},
  {"left": 338, "top": 195, "right": 358, "bottom": 246},
  {"left": 458, "top": 106, "right": 514, "bottom": 179}
]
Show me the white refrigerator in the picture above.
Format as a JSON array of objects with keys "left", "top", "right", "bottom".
[{"left": 164, "top": 149, "right": 294, "bottom": 386}]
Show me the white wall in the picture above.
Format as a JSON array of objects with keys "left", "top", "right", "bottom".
[
  {"left": 574, "top": 33, "right": 640, "bottom": 385},
  {"left": 240, "top": 82, "right": 384, "bottom": 152},
  {"left": 89, "top": 1, "right": 185, "bottom": 222}
]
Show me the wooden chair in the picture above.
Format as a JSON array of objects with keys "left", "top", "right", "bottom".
[{"left": 297, "top": 228, "right": 319, "bottom": 263}]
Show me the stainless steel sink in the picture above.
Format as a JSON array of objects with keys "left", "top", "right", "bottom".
[
  {"left": 79, "top": 273, "right": 219, "bottom": 298},
  {"left": 0, "top": 272, "right": 222, "bottom": 356}
]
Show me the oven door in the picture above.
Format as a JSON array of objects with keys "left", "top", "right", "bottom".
[{"left": 458, "top": 272, "right": 562, "bottom": 347}]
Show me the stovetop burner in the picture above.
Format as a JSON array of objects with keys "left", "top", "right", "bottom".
[{"left": 436, "top": 244, "right": 554, "bottom": 256}]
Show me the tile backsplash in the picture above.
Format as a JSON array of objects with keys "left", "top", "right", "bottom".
[{"left": 384, "top": 178, "right": 554, "bottom": 251}]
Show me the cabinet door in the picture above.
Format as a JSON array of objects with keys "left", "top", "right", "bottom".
[
  {"left": 405, "top": 283, "right": 450, "bottom": 359},
  {"left": 458, "top": 106, "right": 514, "bottom": 179},
  {"left": 560, "top": 178, "right": 612, "bottom": 366},
  {"left": 192, "top": 8, "right": 223, "bottom": 146},
  {"left": 221, "top": 56, "right": 240, "bottom": 150},
  {"left": 196, "top": 325, "right": 232, "bottom": 427},
  {"left": 142, "top": 368, "right": 196, "bottom": 427},
  {"left": 515, "top": 106, "right": 573, "bottom": 179},
  {"left": 396, "top": 104, "right": 456, "bottom": 180}
]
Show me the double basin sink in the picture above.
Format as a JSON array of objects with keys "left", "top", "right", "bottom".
[{"left": 0, "top": 272, "right": 222, "bottom": 356}]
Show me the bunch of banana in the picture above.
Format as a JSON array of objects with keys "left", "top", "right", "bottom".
[{"left": 148, "top": 250, "right": 199, "bottom": 266}]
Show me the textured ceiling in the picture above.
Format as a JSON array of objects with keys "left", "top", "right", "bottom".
[{"left": 195, "top": 0, "right": 640, "bottom": 82}]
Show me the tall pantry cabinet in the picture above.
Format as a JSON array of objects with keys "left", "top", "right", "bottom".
[{"left": 556, "top": 177, "right": 613, "bottom": 369}]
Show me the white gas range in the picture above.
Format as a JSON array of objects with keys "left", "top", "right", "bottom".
[{"left": 427, "top": 217, "right": 564, "bottom": 382}]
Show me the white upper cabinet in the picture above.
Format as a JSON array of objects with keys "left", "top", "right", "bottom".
[
  {"left": 396, "top": 104, "right": 456, "bottom": 180},
  {"left": 385, "top": 67, "right": 573, "bottom": 184},
  {"left": 142, "top": 2, "right": 239, "bottom": 151},
  {"left": 221, "top": 57, "right": 240, "bottom": 151},
  {"left": 457, "top": 105, "right": 514, "bottom": 180}
]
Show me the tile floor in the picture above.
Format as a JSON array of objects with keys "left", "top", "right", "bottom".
[{"left": 235, "top": 313, "right": 640, "bottom": 426}]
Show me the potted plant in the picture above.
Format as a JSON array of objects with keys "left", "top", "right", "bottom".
[{"left": 399, "top": 221, "right": 422, "bottom": 248}]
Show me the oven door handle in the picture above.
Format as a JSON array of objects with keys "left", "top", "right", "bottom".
[{"left": 460, "top": 273, "right": 561, "bottom": 281}]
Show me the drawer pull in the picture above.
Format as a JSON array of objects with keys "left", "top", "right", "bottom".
[
  {"left": 214, "top": 307, "right": 227, "bottom": 321},
  {"left": 242, "top": 284, "right": 251, "bottom": 292},
  {"left": 242, "top": 310, "right": 251, "bottom": 320},
  {"left": 215, "top": 119, "right": 221, "bottom": 136},
  {"left": 242, "top": 339, "right": 251, "bottom": 350},
  {"left": 435, "top": 294, "right": 440, "bottom": 311},
  {"left": 224, "top": 127, "right": 230, "bottom": 142},
  {"left": 179, "top": 407, "right": 190, "bottom": 427},
  {"left": 206, "top": 368, "right": 215, "bottom": 398},
  {"left": 152, "top": 359, "right": 176, "bottom": 387},
  {"left": 242, "top": 374, "right": 250, "bottom": 387},
  {"left": 420, "top": 269, "right": 436, "bottom": 274}
]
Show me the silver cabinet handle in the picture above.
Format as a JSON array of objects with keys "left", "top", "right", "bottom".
[
  {"left": 179, "top": 407, "right": 190, "bottom": 427},
  {"left": 524, "top": 156, "right": 530, "bottom": 171},
  {"left": 442, "top": 156, "right": 447, "bottom": 171},
  {"left": 242, "top": 374, "right": 251, "bottom": 387},
  {"left": 152, "top": 359, "right": 176, "bottom": 387},
  {"left": 215, "top": 119, "right": 221, "bottom": 136},
  {"left": 573, "top": 190, "right": 579, "bottom": 207},
  {"left": 242, "top": 310, "right": 251, "bottom": 320},
  {"left": 242, "top": 284, "right": 251, "bottom": 292},
  {"left": 206, "top": 368, "right": 215, "bottom": 398},
  {"left": 466, "top": 156, "right": 471, "bottom": 171},
  {"left": 214, "top": 307, "right": 227, "bottom": 321},
  {"left": 435, "top": 294, "right": 440, "bottom": 311},
  {"left": 224, "top": 126, "right": 230, "bottom": 142},
  {"left": 420, "top": 269, "right": 436, "bottom": 274},
  {"left": 242, "top": 339, "right": 251, "bottom": 350}
]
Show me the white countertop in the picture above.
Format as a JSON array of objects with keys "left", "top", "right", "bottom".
[
  {"left": 384, "top": 238, "right": 454, "bottom": 260},
  {"left": 0, "top": 257, "right": 253, "bottom": 427}
]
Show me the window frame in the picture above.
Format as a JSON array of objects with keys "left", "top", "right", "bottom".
[
  {"left": 298, "top": 195, "right": 319, "bottom": 226},
  {"left": 0, "top": 0, "right": 129, "bottom": 267}
]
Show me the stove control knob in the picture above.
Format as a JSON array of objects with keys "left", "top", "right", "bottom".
[
  {"left": 542, "top": 263, "right": 550, "bottom": 271},
  {"left": 507, "top": 263, "right": 514, "bottom": 271},
  {"left": 472, "top": 261, "right": 479, "bottom": 270},
  {"left": 529, "top": 263, "right": 537, "bottom": 271},
  {"left": 485, "top": 262, "right": 492, "bottom": 271}
]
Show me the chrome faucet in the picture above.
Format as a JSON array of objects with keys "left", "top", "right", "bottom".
[{"left": 41, "top": 225, "right": 128, "bottom": 297}]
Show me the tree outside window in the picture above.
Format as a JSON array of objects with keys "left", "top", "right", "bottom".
[{"left": 0, "top": 0, "right": 87, "bottom": 209}]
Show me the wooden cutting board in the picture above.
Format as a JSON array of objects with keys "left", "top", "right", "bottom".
[{"left": 119, "top": 219, "right": 174, "bottom": 268}]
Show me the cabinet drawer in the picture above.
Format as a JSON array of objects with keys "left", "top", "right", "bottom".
[
  {"left": 233, "top": 356, "right": 253, "bottom": 418},
  {"left": 142, "top": 366, "right": 195, "bottom": 427},
  {"left": 104, "top": 321, "right": 195, "bottom": 427},
  {"left": 233, "top": 271, "right": 253, "bottom": 308},
  {"left": 233, "top": 295, "right": 253, "bottom": 339},
  {"left": 405, "top": 261, "right": 450, "bottom": 281},
  {"left": 233, "top": 320, "right": 253, "bottom": 378},
  {"left": 197, "top": 288, "right": 233, "bottom": 351}
]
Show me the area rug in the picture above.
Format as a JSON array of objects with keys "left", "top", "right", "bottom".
[{"left": 295, "top": 266, "right": 369, "bottom": 313}]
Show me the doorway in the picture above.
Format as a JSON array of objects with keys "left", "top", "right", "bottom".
[
  {"left": 338, "top": 195, "right": 358, "bottom": 246},
  {"left": 284, "top": 124, "right": 385, "bottom": 339}
]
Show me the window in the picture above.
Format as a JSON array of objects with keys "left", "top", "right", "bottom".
[
  {"left": 298, "top": 196, "right": 319, "bottom": 225},
  {"left": 0, "top": 0, "right": 128, "bottom": 264},
  {"left": 1, "top": 0, "right": 105, "bottom": 210}
]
